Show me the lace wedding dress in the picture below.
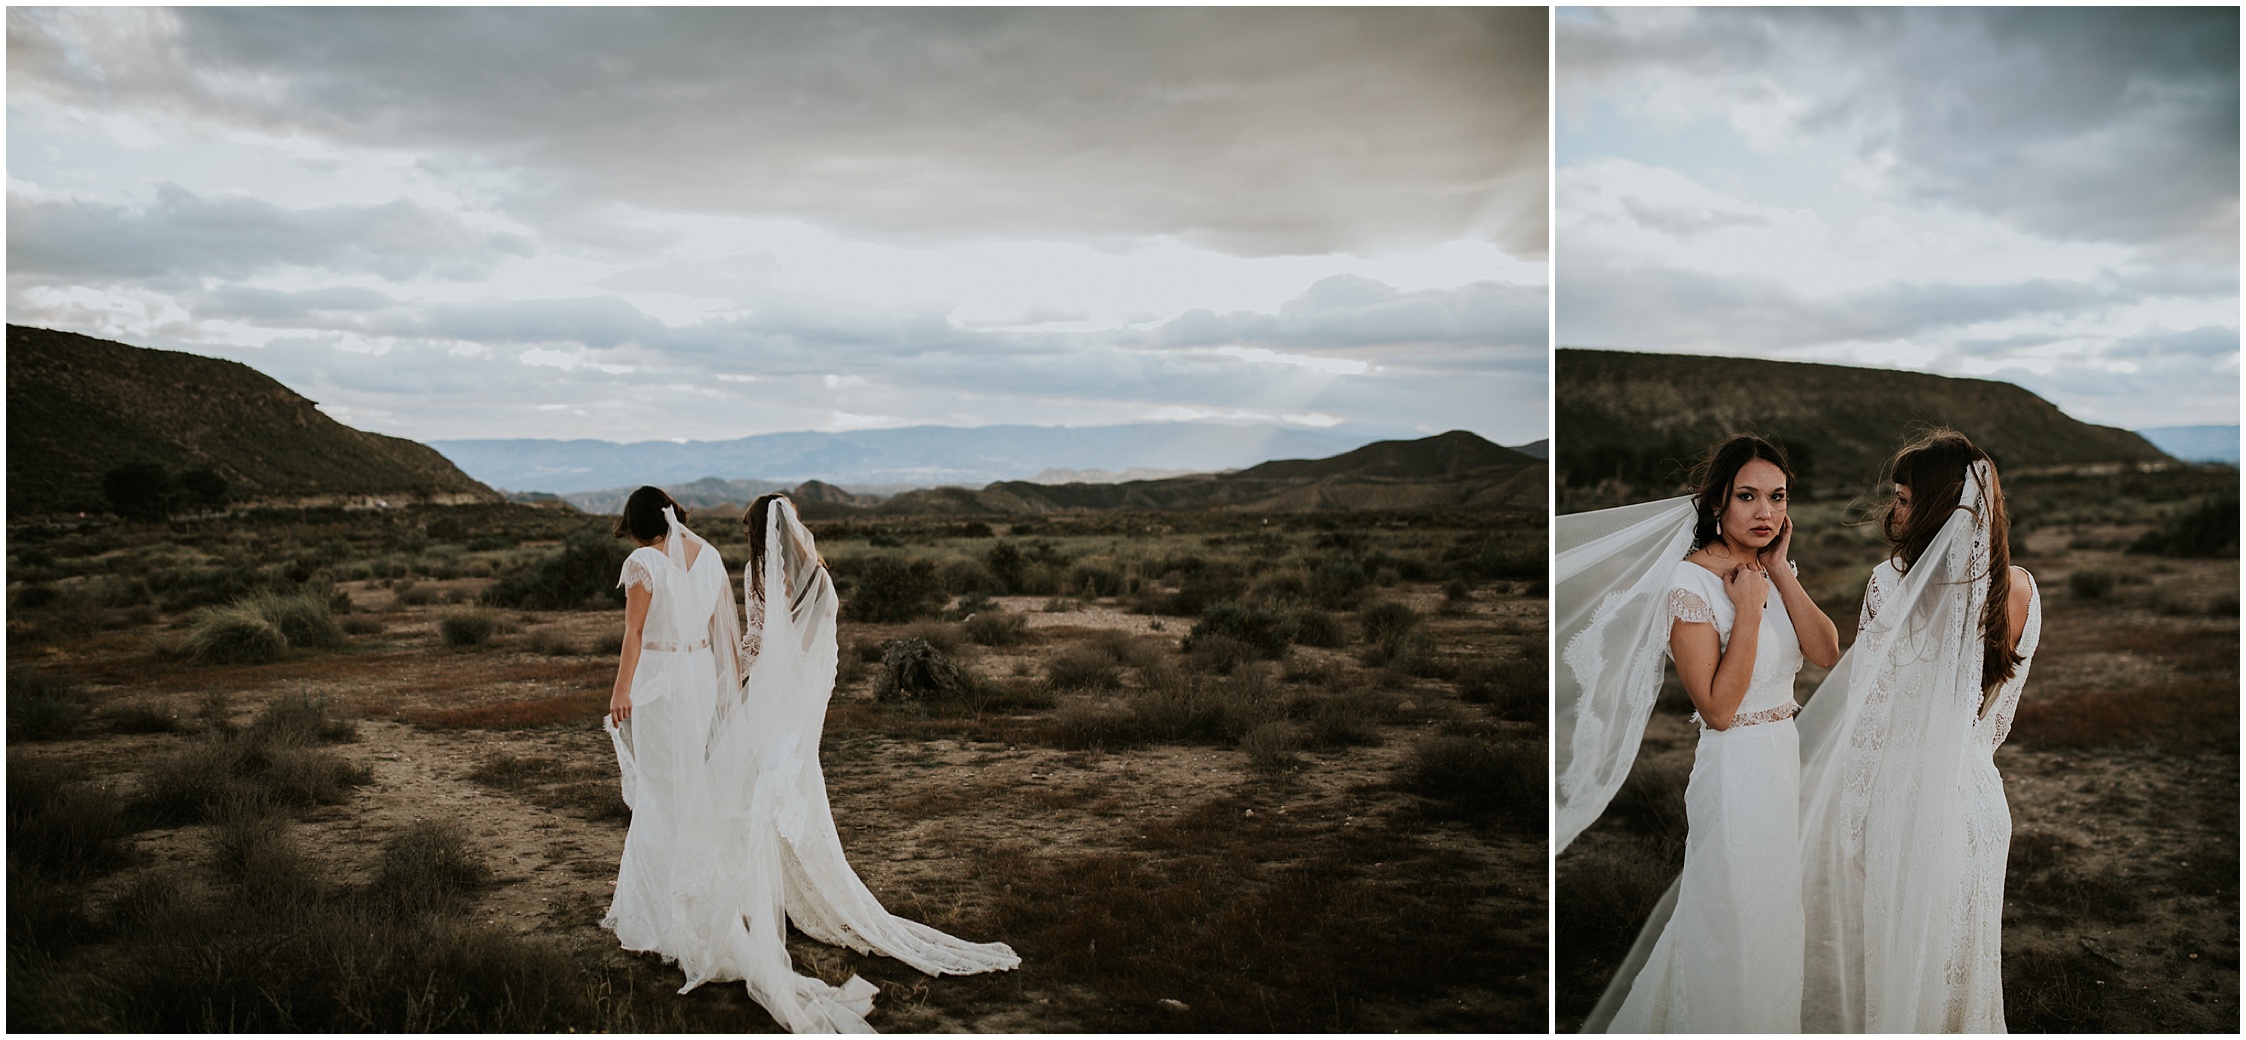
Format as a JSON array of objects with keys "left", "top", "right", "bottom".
[
  {"left": 608, "top": 502, "right": 1018, "bottom": 1033},
  {"left": 1600, "top": 560, "right": 1807, "bottom": 1033},
  {"left": 1847, "top": 558, "right": 2041, "bottom": 1032}
]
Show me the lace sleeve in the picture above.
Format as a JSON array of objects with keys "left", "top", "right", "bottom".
[
  {"left": 1666, "top": 587, "right": 1716, "bottom": 625},
  {"left": 739, "top": 590, "right": 765, "bottom": 664},
  {"left": 619, "top": 553, "right": 653, "bottom": 594},
  {"left": 1859, "top": 565, "right": 1885, "bottom": 632}
]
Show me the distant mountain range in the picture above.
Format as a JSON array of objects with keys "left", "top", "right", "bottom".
[
  {"left": 1557, "top": 349, "right": 2175, "bottom": 499},
  {"left": 862, "top": 430, "right": 1545, "bottom": 515},
  {"left": 2137, "top": 425, "right": 2240, "bottom": 465},
  {"left": 431, "top": 423, "right": 1447, "bottom": 495},
  {"left": 6, "top": 325, "right": 499, "bottom": 516}
]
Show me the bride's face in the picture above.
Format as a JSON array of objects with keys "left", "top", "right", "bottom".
[
  {"left": 1721, "top": 458, "right": 1788, "bottom": 549},
  {"left": 1887, "top": 482, "right": 1913, "bottom": 537}
]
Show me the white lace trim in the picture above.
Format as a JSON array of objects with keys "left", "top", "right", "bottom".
[
  {"left": 642, "top": 637, "right": 711, "bottom": 653},
  {"left": 620, "top": 554, "right": 655, "bottom": 593},
  {"left": 1667, "top": 587, "right": 1716, "bottom": 625}
]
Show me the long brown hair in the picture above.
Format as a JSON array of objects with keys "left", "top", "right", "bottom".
[
  {"left": 1685, "top": 434, "right": 1795, "bottom": 551},
  {"left": 1880, "top": 428, "right": 2020, "bottom": 694},
  {"left": 742, "top": 492, "right": 787, "bottom": 597},
  {"left": 613, "top": 486, "right": 684, "bottom": 543}
]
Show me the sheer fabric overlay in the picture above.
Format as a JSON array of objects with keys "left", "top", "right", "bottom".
[
  {"left": 1796, "top": 461, "right": 2012, "bottom": 1032},
  {"left": 1555, "top": 497, "right": 1697, "bottom": 852}
]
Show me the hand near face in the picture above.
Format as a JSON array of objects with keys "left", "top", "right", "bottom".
[
  {"left": 1759, "top": 516, "right": 1794, "bottom": 568},
  {"left": 1724, "top": 562, "right": 1768, "bottom": 612}
]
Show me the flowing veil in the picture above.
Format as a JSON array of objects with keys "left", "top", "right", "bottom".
[
  {"left": 1565, "top": 465, "right": 2001, "bottom": 1031},
  {"left": 699, "top": 497, "right": 1019, "bottom": 1032}
]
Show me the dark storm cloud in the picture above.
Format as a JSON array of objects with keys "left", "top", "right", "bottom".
[
  {"left": 9, "top": 6, "right": 1549, "bottom": 258},
  {"left": 1564, "top": 7, "right": 2238, "bottom": 256},
  {"left": 6, "top": 183, "right": 532, "bottom": 287}
]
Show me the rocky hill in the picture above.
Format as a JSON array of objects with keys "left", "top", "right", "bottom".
[
  {"left": 1557, "top": 349, "right": 2174, "bottom": 499},
  {"left": 7, "top": 325, "right": 501, "bottom": 517},
  {"left": 867, "top": 430, "right": 1545, "bottom": 515}
]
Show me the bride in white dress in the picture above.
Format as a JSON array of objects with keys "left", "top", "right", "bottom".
[
  {"left": 603, "top": 488, "right": 1017, "bottom": 1032},
  {"left": 1561, "top": 435, "right": 1840, "bottom": 1032},
  {"left": 1798, "top": 430, "right": 2038, "bottom": 1032}
]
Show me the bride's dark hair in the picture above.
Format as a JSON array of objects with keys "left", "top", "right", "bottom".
[
  {"left": 1685, "top": 434, "right": 1795, "bottom": 551},
  {"left": 614, "top": 486, "right": 685, "bottom": 543},
  {"left": 1880, "top": 428, "right": 2020, "bottom": 694},
  {"left": 742, "top": 492, "right": 788, "bottom": 597}
]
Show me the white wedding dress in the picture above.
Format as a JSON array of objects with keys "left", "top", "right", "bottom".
[
  {"left": 1603, "top": 560, "right": 1807, "bottom": 1033},
  {"left": 606, "top": 503, "right": 1018, "bottom": 1033},
  {"left": 1852, "top": 559, "right": 2041, "bottom": 1032}
]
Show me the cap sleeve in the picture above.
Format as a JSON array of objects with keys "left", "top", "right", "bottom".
[{"left": 619, "top": 550, "right": 655, "bottom": 594}]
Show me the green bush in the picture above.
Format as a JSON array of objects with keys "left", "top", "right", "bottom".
[
  {"left": 7, "top": 764, "right": 131, "bottom": 876},
  {"left": 1069, "top": 564, "right": 1124, "bottom": 598},
  {"left": 1358, "top": 600, "right": 1426, "bottom": 667},
  {"left": 185, "top": 604, "right": 289, "bottom": 665},
  {"left": 482, "top": 526, "right": 630, "bottom": 611},
  {"left": 1286, "top": 607, "right": 1346, "bottom": 648},
  {"left": 2128, "top": 496, "right": 2239, "bottom": 558},
  {"left": 526, "top": 627, "right": 576, "bottom": 656},
  {"left": 375, "top": 820, "right": 493, "bottom": 915},
  {"left": 1045, "top": 648, "right": 1123, "bottom": 691},
  {"left": 243, "top": 589, "right": 346, "bottom": 650},
  {"left": 1184, "top": 601, "right": 1295, "bottom": 660},
  {"left": 7, "top": 670, "right": 88, "bottom": 742},
  {"left": 439, "top": 607, "right": 501, "bottom": 648},
  {"left": 839, "top": 556, "right": 948, "bottom": 623},
  {"left": 2067, "top": 569, "right": 2116, "bottom": 601},
  {"left": 1184, "top": 633, "right": 1260, "bottom": 676},
  {"left": 962, "top": 609, "right": 1032, "bottom": 646}
]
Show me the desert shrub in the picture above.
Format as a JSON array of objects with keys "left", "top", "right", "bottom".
[
  {"left": 1046, "top": 647, "right": 1124, "bottom": 691},
  {"left": 1184, "top": 633, "right": 1260, "bottom": 676},
  {"left": 6, "top": 764, "right": 131, "bottom": 877},
  {"left": 1248, "top": 570, "right": 1311, "bottom": 606},
  {"left": 1282, "top": 655, "right": 1347, "bottom": 690},
  {"left": 375, "top": 820, "right": 493, "bottom": 915},
  {"left": 1085, "top": 628, "right": 1162, "bottom": 668},
  {"left": 526, "top": 627, "right": 577, "bottom": 656},
  {"left": 1606, "top": 759, "right": 1689, "bottom": 849},
  {"left": 7, "top": 669, "right": 88, "bottom": 742},
  {"left": 263, "top": 747, "right": 372, "bottom": 807},
  {"left": 2066, "top": 568, "right": 2116, "bottom": 601},
  {"left": 1051, "top": 703, "right": 1152, "bottom": 750},
  {"left": 243, "top": 589, "right": 346, "bottom": 650},
  {"left": 839, "top": 556, "right": 947, "bottom": 623},
  {"left": 941, "top": 557, "right": 996, "bottom": 595},
  {"left": 1402, "top": 735, "right": 1541, "bottom": 822},
  {"left": 184, "top": 604, "right": 289, "bottom": 665},
  {"left": 1167, "top": 565, "right": 1249, "bottom": 616},
  {"left": 136, "top": 698, "right": 365, "bottom": 824},
  {"left": 1286, "top": 607, "right": 1345, "bottom": 648},
  {"left": 1457, "top": 656, "right": 1546, "bottom": 723},
  {"left": 104, "top": 700, "right": 184, "bottom": 734},
  {"left": 1307, "top": 555, "right": 1370, "bottom": 609},
  {"left": 1358, "top": 600, "right": 1426, "bottom": 667},
  {"left": 1125, "top": 670, "right": 1269, "bottom": 745},
  {"left": 962, "top": 609, "right": 1032, "bottom": 647},
  {"left": 873, "top": 638, "right": 978, "bottom": 704},
  {"left": 440, "top": 607, "right": 501, "bottom": 648},
  {"left": 897, "top": 620, "right": 963, "bottom": 654},
  {"left": 245, "top": 694, "right": 357, "bottom": 746},
  {"left": 1068, "top": 564, "right": 1124, "bottom": 598},
  {"left": 482, "top": 526, "right": 630, "bottom": 611},
  {"left": 1184, "top": 602, "right": 1295, "bottom": 660},
  {"left": 1239, "top": 721, "right": 1302, "bottom": 772},
  {"left": 2128, "top": 496, "right": 2239, "bottom": 558},
  {"left": 957, "top": 521, "right": 995, "bottom": 538},
  {"left": 591, "top": 631, "right": 624, "bottom": 657},
  {"left": 340, "top": 614, "right": 385, "bottom": 635},
  {"left": 1301, "top": 691, "right": 1388, "bottom": 747},
  {"left": 136, "top": 740, "right": 251, "bottom": 823},
  {"left": 210, "top": 794, "right": 313, "bottom": 903}
]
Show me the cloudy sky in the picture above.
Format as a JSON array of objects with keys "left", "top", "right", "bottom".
[
  {"left": 1558, "top": 7, "right": 2238, "bottom": 431},
  {"left": 8, "top": 7, "right": 1549, "bottom": 447}
]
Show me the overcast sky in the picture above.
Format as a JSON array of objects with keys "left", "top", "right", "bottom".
[
  {"left": 8, "top": 7, "right": 1549, "bottom": 446},
  {"left": 1558, "top": 7, "right": 2238, "bottom": 431}
]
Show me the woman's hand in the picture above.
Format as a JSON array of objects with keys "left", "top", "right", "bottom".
[
  {"left": 1759, "top": 516, "right": 1794, "bottom": 569},
  {"left": 1724, "top": 562, "right": 1768, "bottom": 614},
  {"left": 609, "top": 686, "right": 632, "bottom": 726}
]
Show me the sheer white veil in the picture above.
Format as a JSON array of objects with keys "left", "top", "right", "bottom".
[
  {"left": 1553, "top": 495, "right": 1697, "bottom": 852},
  {"left": 700, "top": 496, "right": 1017, "bottom": 1031},
  {"left": 1570, "top": 463, "right": 2002, "bottom": 1032},
  {"left": 1796, "top": 460, "right": 1997, "bottom": 1031}
]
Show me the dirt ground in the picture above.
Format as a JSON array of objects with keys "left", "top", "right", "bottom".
[{"left": 10, "top": 579, "right": 1545, "bottom": 1032}]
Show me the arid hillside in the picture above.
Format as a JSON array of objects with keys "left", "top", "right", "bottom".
[{"left": 6, "top": 325, "right": 500, "bottom": 516}]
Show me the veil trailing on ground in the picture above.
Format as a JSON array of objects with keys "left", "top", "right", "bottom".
[
  {"left": 700, "top": 497, "right": 1019, "bottom": 1032},
  {"left": 1553, "top": 496, "right": 1697, "bottom": 853},
  {"left": 1569, "top": 466, "right": 2002, "bottom": 1032},
  {"left": 1795, "top": 460, "right": 1997, "bottom": 1031}
]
